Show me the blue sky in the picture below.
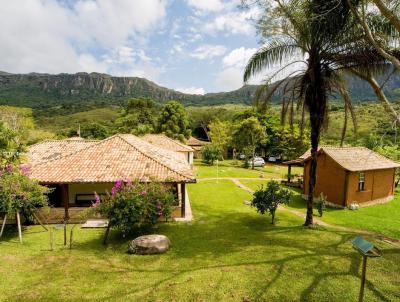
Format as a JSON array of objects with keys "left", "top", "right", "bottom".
[{"left": 0, "top": 0, "right": 263, "bottom": 94}]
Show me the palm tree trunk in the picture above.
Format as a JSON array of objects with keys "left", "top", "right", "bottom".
[
  {"left": 304, "top": 52, "right": 326, "bottom": 226},
  {"left": 305, "top": 124, "right": 319, "bottom": 226}
]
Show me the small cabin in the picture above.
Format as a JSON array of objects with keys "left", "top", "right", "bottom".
[{"left": 287, "top": 146, "right": 399, "bottom": 207}]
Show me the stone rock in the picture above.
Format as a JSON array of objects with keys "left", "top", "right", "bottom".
[
  {"left": 349, "top": 203, "right": 360, "bottom": 210},
  {"left": 128, "top": 234, "right": 171, "bottom": 255}
]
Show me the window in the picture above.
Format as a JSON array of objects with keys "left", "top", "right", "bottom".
[{"left": 358, "top": 172, "right": 365, "bottom": 191}]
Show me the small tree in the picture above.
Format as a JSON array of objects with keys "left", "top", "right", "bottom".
[
  {"left": 116, "top": 97, "right": 158, "bottom": 135},
  {"left": 202, "top": 143, "right": 223, "bottom": 165},
  {"left": 232, "top": 117, "right": 267, "bottom": 169},
  {"left": 158, "top": 101, "right": 191, "bottom": 141},
  {"left": 0, "top": 164, "right": 50, "bottom": 224},
  {"left": 251, "top": 181, "right": 292, "bottom": 224},
  {"left": 92, "top": 180, "right": 175, "bottom": 240},
  {"left": 317, "top": 193, "right": 327, "bottom": 217},
  {"left": 208, "top": 119, "right": 231, "bottom": 159}
]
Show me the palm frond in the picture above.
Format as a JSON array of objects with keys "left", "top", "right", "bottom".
[{"left": 243, "top": 39, "right": 302, "bottom": 83}]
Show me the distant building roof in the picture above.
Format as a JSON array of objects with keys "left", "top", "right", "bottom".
[
  {"left": 294, "top": 146, "right": 400, "bottom": 171},
  {"left": 142, "top": 134, "right": 194, "bottom": 152},
  {"left": 27, "top": 134, "right": 195, "bottom": 183},
  {"left": 187, "top": 136, "right": 209, "bottom": 147}
]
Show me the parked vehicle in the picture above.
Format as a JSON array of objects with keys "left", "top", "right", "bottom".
[
  {"left": 247, "top": 157, "right": 265, "bottom": 167},
  {"left": 238, "top": 153, "right": 246, "bottom": 160}
]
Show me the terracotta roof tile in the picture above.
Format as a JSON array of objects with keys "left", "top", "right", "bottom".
[
  {"left": 28, "top": 138, "right": 98, "bottom": 164},
  {"left": 301, "top": 146, "right": 400, "bottom": 171},
  {"left": 142, "top": 134, "right": 194, "bottom": 152},
  {"left": 27, "top": 134, "right": 195, "bottom": 183},
  {"left": 187, "top": 136, "right": 209, "bottom": 146}
]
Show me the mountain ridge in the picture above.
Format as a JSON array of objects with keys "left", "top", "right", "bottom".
[{"left": 0, "top": 71, "right": 399, "bottom": 108}]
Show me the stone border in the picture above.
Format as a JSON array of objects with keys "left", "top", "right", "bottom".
[{"left": 301, "top": 194, "right": 395, "bottom": 209}]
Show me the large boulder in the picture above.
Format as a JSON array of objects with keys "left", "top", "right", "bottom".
[{"left": 128, "top": 234, "right": 171, "bottom": 255}]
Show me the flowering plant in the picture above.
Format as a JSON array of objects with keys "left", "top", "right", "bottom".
[
  {"left": 92, "top": 180, "right": 175, "bottom": 235},
  {"left": 0, "top": 164, "right": 50, "bottom": 223}
]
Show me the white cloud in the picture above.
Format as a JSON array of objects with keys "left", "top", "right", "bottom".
[
  {"left": 176, "top": 87, "right": 206, "bottom": 95},
  {"left": 222, "top": 47, "right": 257, "bottom": 68},
  {"left": 216, "top": 47, "right": 262, "bottom": 91},
  {"left": 0, "top": 0, "right": 167, "bottom": 76},
  {"left": 190, "top": 44, "right": 227, "bottom": 60},
  {"left": 203, "top": 6, "right": 260, "bottom": 35},
  {"left": 74, "top": 0, "right": 167, "bottom": 47},
  {"left": 186, "top": 0, "right": 224, "bottom": 12}
]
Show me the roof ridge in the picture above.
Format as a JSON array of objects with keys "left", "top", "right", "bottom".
[
  {"left": 144, "top": 134, "right": 194, "bottom": 151},
  {"left": 30, "top": 135, "right": 116, "bottom": 168},
  {"left": 29, "top": 138, "right": 99, "bottom": 148},
  {"left": 116, "top": 134, "right": 193, "bottom": 180}
]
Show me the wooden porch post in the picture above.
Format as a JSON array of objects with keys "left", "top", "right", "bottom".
[
  {"left": 181, "top": 183, "right": 186, "bottom": 218},
  {"left": 61, "top": 184, "right": 69, "bottom": 220}
]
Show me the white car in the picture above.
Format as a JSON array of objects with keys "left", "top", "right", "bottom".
[{"left": 247, "top": 157, "right": 265, "bottom": 167}]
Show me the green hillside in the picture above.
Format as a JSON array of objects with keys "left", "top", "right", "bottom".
[{"left": 1, "top": 71, "right": 400, "bottom": 109}]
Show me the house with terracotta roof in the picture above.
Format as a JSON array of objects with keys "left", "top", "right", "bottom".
[
  {"left": 142, "top": 134, "right": 194, "bottom": 165},
  {"left": 286, "top": 146, "right": 400, "bottom": 207},
  {"left": 27, "top": 134, "right": 196, "bottom": 221},
  {"left": 186, "top": 136, "right": 209, "bottom": 159}
]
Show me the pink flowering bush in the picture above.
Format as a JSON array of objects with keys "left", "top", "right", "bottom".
[
  {"left": 0, "top": 164, "right": 50, "bottom": 224},
  {"left": 92, "top": 180, "right": 175, "bottom": 235}
]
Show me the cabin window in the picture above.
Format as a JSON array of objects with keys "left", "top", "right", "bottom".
[{"left": 358, "top": 172, "right": 365, "bottom": 191}]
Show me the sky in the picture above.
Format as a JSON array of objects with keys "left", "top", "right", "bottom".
[{"left": 0, "top": 0, "right": 264, "bottom": 94}]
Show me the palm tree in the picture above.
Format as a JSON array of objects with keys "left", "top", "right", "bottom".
[{"left": 244, "top": 0, "right": 394, "bottom": 225}]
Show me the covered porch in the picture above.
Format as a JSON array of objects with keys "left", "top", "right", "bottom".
[
  {"left": 282, "top": 158, "right": 304, "bottom": 188},
  {"left": 41, "top": 182, "right": 190, "bottom": 223}
]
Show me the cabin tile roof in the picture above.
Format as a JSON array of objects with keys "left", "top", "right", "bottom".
[
  {"left": 142, "top": 134, "right": 194, "bottom": 152},
  {"left": 300, "top": 146, "right": 400, "bottom": 171},
  {"left": 187, "top": 136, "right": 209, "bottom": 147},
  {"left": 27, "top": 134, "right": 195, "bottom": 183}
]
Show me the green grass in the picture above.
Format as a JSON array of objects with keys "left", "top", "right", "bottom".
[
  {"left": 275, "top": 187, "right": 400, "bottom": 240},
  {"left": 241, "top": 179, "right": 400, "bottom": 240},
  {"left": 0, "top": 180, "right": 399, "bottom": 301},
  {"left": 194, "top": 159, "right": 302, "bottom": 179}
]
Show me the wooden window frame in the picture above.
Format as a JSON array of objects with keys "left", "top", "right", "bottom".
[{"left": 358, "top": 172, "right": 365, "bottom": 192}]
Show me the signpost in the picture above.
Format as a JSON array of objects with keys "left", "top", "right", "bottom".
[{"left": 351, "top": 236, "right": 381, "bottom": 302}]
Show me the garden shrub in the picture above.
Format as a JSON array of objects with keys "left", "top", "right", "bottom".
[
  {"left": 92, "top": 180, "right": 176, "bottom": 236},
  {"left": 202, "top": 143, "right": 223, "bottom": 165},
  {"left": 317, "top": 193, "right": 327, "bottom": 217},
  {"left": 0, "top": 164, "right": 50, "bottom": 224},
  {"left": 251, "top": 180, "right": 292, "bottom": 224}
]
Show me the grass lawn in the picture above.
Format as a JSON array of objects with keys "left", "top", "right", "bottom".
[
  {"left": 240, "top": 178, "right": 400, "bottom": 240},
  {"left": 0, "top": 180, "right": 399, "bottom": 301},
  {"left": 286, "top": 193, "right": 400, "bottom": 240},
  {"left": 194, "top": 159, "right": 302, "bottom": 179}
]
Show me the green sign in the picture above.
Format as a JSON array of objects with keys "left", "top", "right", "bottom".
[{"left": 352, "top": 236, "right": 374, "bottom": 255}]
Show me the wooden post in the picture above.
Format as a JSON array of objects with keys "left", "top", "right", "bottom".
[
  {"left": 359, "top": 255, "right": 367, "bottom": 302},
  {"left": 0, "top": 214, "right": 7, "bottom": 238},
  {"left": 103, "top": 225, "right": 110, "bottom": 245},
  {"left": 287, "top": 165, "right": 292, "bottom": 183},
  {"left": 181, "top": 183, "right": 186, "bottom": 218},
  {"left": 16, "top": 212, "right": 23, "bottom": 244},
  {"left": 61, "top": 184, "right": 69, "bottom": 220},
  {"left": 63, "top": 220, "right": 67, "bottom": 246}
]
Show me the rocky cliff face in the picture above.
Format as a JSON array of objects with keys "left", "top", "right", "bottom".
[{"left": 0, "top": 71, "right": 399, "bottom": 108}]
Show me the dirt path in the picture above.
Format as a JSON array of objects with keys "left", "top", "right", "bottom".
[{"left": 203, "top": 177, "right": 400, "bottom": 246}]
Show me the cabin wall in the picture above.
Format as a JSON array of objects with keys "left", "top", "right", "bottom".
[
  {"left": 346, "top": 168, "right": 395, "bottom": 205},
  {"left": 303, "top": 153, "right": 347, "bottom": 206}
]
